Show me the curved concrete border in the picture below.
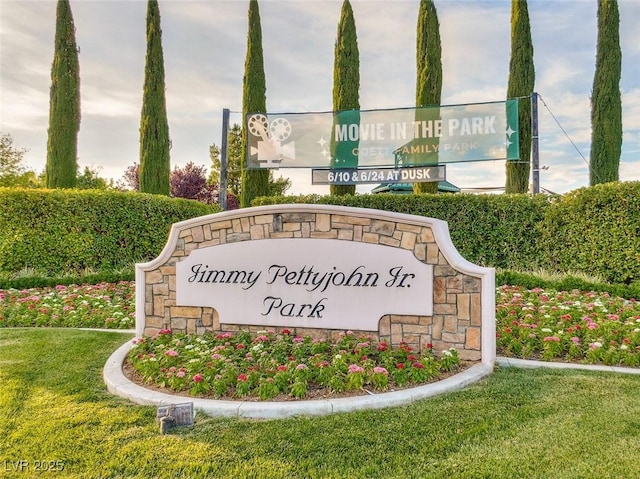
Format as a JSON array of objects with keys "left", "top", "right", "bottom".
[
  {"left": 104, "top": 338, "right": 493, "bottom": 419},
  {"left": 496, "top": 356, "right": 640, "bottom": 375}
]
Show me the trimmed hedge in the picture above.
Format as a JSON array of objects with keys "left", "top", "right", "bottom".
[
  {"left": 1, "top": 182, "right": 638, "bottom": 291},
  {"left": 538, "top": 182, "right": 640, "bottom": 285},
  {"left": 0, "top": 188, "right": 216, "bottom": 276},
  {"left": 254, "top": 192, "right": 550, "bottom": 271},
  {"left": 254, "top": 181, "right": 640, "bottom": 286}
]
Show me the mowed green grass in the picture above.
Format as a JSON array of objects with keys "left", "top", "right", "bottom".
[{"left": 2, "top": 328, "right": 640, "bottom": 479}]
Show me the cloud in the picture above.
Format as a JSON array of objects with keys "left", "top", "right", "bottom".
[{"left": 0, "top": 0, "right": 638, "bottom": 194}]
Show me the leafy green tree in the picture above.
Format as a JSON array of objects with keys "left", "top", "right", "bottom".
[
  {"left": 45, "top": 0, "right": 80, "bottom": 189},
  {"left": 139, "top": 0, "right": 171, "bottom": 195},
  {"left": 590, "top": 0, "right": 622, "bottom": 186},
  {"left": 76, "top": 166, "right": 112, "bottom": 190},
  {"left": 240, "top": 0, "right": 270, "bottom": 207},
  {"left": 330, "top": 0, "right": 360, "bottom": 196},
  {"left": 414, "top": 0, "right": 442, "bottom": 194},
  {"left": 210, "top": 123, "right": 243, "bottom": 196},
  {"left": 505, "top": 0, "right": 535, "bottom": 194},
  {"left": 0, "top": 133, "right": 39, "bottom": 187}
]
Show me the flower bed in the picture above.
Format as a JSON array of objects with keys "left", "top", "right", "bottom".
[
  {"left": 497, "top": 285, "right": 640, "bottom": 366},
  {"left": 0, "top": 281, "right": 135, "bottom": 329},
  {"left": 127, "top": 329, "right": 462, "bottom": 401}
]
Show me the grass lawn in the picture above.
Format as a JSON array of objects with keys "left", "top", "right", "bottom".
[{"left": 2, "top": 328, "right": 640, "bottom": 478}]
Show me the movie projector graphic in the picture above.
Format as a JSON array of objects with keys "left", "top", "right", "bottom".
[{"left": 247, "top": 114, "right": 296, "bottom": 168}]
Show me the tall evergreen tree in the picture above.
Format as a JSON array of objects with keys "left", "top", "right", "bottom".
[
  {"left": 330, "top": 0, "right": 360, "bottom": 196},
  {"left": 414, "top": 0, "right": 442, "bottom": 194},
  {"left": 46, "top": 0, "right": 80, "bottom": 189},
  {"left": 139, "top": 0, "right": 170, "bottom": 196},
  {"left": 590, "top": 0, "right": 622, "bottom": 186},
  {"left": 240, "top": 0, "right": 270, "bottom": 208},
  {"left": 505, "top": 0, "right": 535, "bottom": 194}
]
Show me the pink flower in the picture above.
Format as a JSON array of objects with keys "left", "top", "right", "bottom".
[
  {"left": 176, "top": 370, "right": 185, "bottom": 378},
  {"left": 373, "top": 366, "right": 388, "bottom": 375},
  {"left": 348, "top": 364, "right": 365, "bottom": 374},
  {"left": 236, "top": 343, "right": 245, "bottom": 349},
  {"left": 193, "top": 373, "right": 203, "bottom": 383},
  {"left": 164, "top": 349, "right": 179, "bottom": 357},
  {"left": 296, "top": 364, "right": 308, "bottom": 371},
  {"left": 571, "top": 337, "right": 581, "bottom": 345},
  {"left": 543, "top": 336, "right": 560, "bottom": 342},
  {"left": 292, "top": 336, "right": 304, "bottom": 343},
  {"left": 377, "top": 342, "right": 388, "bottom": 352},
  {"left": 211, "top": 353, "right": 222, "bottom": 360}
]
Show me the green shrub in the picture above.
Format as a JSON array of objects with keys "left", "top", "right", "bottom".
[
  {"left": 538, "top": 181, "right": 640, "bottom": 284},
  {"left": 254, "top": 192, "right": 550, "bottom": 270},
  {"left": 255, "top": 182, "right": 640, "bottom": 286},
  {"left": 0, "top": 188, "right": 216, "bottom": 276}
]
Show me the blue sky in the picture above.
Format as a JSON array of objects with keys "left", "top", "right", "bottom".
[{"left": 1, "top": 0, "right": 638, "bottom": 195}]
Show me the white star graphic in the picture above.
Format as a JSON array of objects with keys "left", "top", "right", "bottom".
[
  {"left": 317, "top": 136, "right": 327, "bottom": 149},
  {"left": 505, "top": 125, "right": 515, "bottom": 138}
]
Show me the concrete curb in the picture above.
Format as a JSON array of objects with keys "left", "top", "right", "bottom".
[
  {"left": 104, "top": 338, "right": 493, "bottom": 420},
  {"left": 496, "top": 356, "right": 640, "bottom": 375}
]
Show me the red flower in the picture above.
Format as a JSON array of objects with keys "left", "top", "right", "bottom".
[
  {"left": 237, "top": 374, "right": 248, "bottom": 382},
  {"left": 396, "top": 363, "right": 405, "bottom": 370},
  {"left": 193, "top": 373, "right": 203, "bottom": 383},
  {"left": 281, "top": 328, "right": 291, "bottom": 335},
  {"left": 236, "top": 343, "right": 245, "bottom": 349}
]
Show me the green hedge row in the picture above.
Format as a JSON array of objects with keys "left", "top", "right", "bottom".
[
  {"left": 1, "top": 182, "right": 637, "bottom": 291},
  {"left": 538, "top": 181, "right": 640, "bottom": 285},
  {"left": 254, "top": 192, "right": 550, "bottom": 272},
  {"left": 254, "top": 181, "right": 640, "bottom": 286},
  {"left": 0, "top": 188, "right": 216, "bottom": 277}
]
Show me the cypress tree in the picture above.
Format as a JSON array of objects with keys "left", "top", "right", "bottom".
[
  {"left": 46, "top": 0, "right": 80, "bottom": 189},
  {"left": 139, "top": 0, "right": 170, "bottom": 196},
  {"left": 240, "top": 0, "right": 270, "bottom": 208},
  {"left": 505, "top": 0, "right": 535, "bottom": 194},
  {"left": 413, "top": 0, "right": 442, "bottom": 194},
  {"left": 330, "top": 0, "right": 360, "bottom": 196},
  {"left": 590, "top": 0, "right": 622, "bottom": 186}
]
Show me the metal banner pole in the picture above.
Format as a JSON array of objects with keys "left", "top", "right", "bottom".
[
  {"left": 219, "top": 108, "right": 230, "bottom": 210},
  {"left": 531, "top": 92, "right": 540, "bottom": 195}
]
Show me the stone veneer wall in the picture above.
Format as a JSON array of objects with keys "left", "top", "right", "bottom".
[{"left": 136, "top": 205, "right": 495, "bottom": 364}]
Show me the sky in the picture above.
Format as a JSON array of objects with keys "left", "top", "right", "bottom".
[{"left": 0, "top": 0, "right": 638, "bottom": 195}]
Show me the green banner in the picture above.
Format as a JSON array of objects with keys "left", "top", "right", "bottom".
[{"left": 246, "top": 99, "right": 519, "bottom": 169}]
